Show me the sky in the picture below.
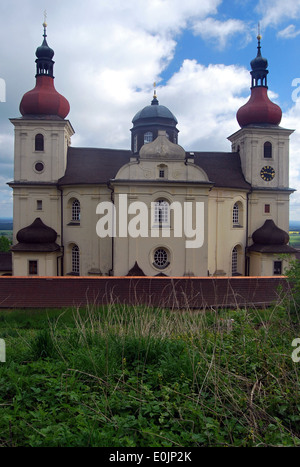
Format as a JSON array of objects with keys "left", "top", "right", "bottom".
[{"left": 1, "top": 0, "right": 300, "bottom": 220}]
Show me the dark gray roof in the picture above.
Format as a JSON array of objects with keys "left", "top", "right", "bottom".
[
  {"left": 58, "top": 147, "right": 131, "bottom": 185},
  {"left": 58, "top": 147, "right": 250, "bottom": 190},
  {"left": 132, "top": 102, "right": 178, "bottom": 124},
  {"left": 193, "top": 152, "right": 251, "bottom": 190},
  {"left": 247, "top": 244, "right": 298, "bottom": 254}
]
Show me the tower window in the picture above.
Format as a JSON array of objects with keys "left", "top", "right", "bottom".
[
  {"left": 72, "top": 245, "right": 80, "bottom": 275},
  {"left": 144, "top": 132, "right": 153, "bottom": 144},
  {"left": 36, "top": 200, "right": 43, "bottom": 211},
  {"left": 35, "top": 134, "right": 44, "bottom": 151},
  {"left": 264, "top": 142, "right": 272, "bottom": 159},
  {"left": 159, "top": 169, "right": 165, "bottom": 178},
  {"left": 34, "top": 162, "right": 45, "bottom": 173},
  {"left": 133, "top": 134, "right": 138, "bottom": 153},
  {"left": 264, "top": 204, "right": 270, "bottom": 214}
]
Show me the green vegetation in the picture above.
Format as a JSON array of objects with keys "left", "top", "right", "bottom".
[
  {"left": 289, "top": 231, "right": 300, "bottom": 249},
  {"left": 0, "top": 294, "right": 299, "bottom": 447},
  {"left": 0, "top": 235, "right": 12, "bottom": 252}
]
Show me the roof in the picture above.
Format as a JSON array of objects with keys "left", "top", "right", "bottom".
[
  {"left": 0, "top": 252, "right": 12, "bottom": 271},
  {"left": 58, "top": 147, "right": 251, "bottom": 190},
  {"left": 132, "top": 99, "right": 178, "bottom": 125},
  {"left": 58, "top": 147, "right": 131, "bottom": 185},
  {"left": 247, "top": 244, "right": 298, "bottom": 254},
  {"left": 193, "top": 152, "right": 251, "bottom": 190}
]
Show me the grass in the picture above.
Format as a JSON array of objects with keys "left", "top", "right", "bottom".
[{"left": 0, "top": 301, "right": 299, "bottom": 447}]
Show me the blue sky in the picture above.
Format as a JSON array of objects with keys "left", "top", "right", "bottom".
[{"left": 1, "top": 0, "right": 300, "bottom": 220}]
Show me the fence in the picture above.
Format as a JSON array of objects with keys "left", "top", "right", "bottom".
[{"left": 0, "top": 276, "right": 291, "bottom": 309}]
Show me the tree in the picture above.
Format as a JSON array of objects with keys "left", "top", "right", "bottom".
[{"left": 0, "top": 236, "right": 11, "bottom": 252}]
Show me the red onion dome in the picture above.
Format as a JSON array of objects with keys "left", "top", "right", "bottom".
[
  {"left": 20, "top": 75, "right": 70, "bottom": 119},
  {"left": 237, "top": 86, "right": 282, "bottom": 127},
  {"left": 19, "top": 22, "right": 70, "bottom": 119}
]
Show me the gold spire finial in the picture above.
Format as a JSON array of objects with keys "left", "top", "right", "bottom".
[
  {"left": 153, "top": 81, "right": 157, "bottom": 98},
  {"left": 257, "top": 21, "right": 261, "bottom": 41},
  {"left": 43, "top": 10, "right": 47, "bottom": 28}
]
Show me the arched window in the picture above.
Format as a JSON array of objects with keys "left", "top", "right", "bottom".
[
  {"left": 35, "top": 134, "right": 44, "bottom": 151},
  {"left": 264, "top": 141, "right": 272, "bottom": 159},
  {"left": 233, "top": 203, "right": 239, "bottom": 225},
  {"left": 144, "top": 131, "right": 153, "bottom": 144},
  {"left": 72, "top": 199, "right": 80, "bottom": 222},
  {"left": 232, "top": 247, "right": 238, "bottom": 275},
  {"left": 154, "top": 199, "right": 170, "bottom": 226},
  {"left": 232, "top": 202, "right": 243, "bottom": 227},
  {"left": 72, "top": 245, "right": 80, "bottom": 275}
]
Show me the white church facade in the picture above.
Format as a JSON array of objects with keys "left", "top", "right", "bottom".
[{"left": 8, "top": 24, "right": 298, "bottom": 277}]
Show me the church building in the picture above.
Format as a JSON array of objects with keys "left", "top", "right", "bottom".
[{"left": 8, "top": 23, "right": 298, "bottom": 277}]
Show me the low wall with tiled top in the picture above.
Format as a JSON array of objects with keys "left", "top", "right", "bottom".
[{"left": 0, "top": 276, "right": 291, "bottom": 309}]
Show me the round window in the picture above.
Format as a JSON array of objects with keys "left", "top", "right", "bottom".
[
  {"left": 153, "top": 248, "right": 169, "bottom": 269},
  {"left": 34, "top": 162, "right": 44, "bottom": 173}
]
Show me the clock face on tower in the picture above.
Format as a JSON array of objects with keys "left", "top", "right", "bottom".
[{"left": 260, "top": 165, "right": 275, "bottom": 182}]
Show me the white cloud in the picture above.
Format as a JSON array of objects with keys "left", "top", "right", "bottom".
[
  {"left": 157, "top": 59, "right": 249, "bottom": 151},
  {"left": 257, "top": 0, "right": 300, "bottom": 28},
  {"left": 277, "top": 24, "right": 300, "bottom": 39},
  {"left": 192, "top": 17, "right": 251, "bottom": 49},
  {"left": 281, "top": 102, "right": 300, "bottom": 219}
]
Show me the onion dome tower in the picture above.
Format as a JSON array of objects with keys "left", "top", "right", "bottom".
[
  {"left": 19, "top": 21, "right": 70, "bottom": 119},
  {"left": 12, "top": 218, "right": 60, "bottom": 252},
  {"left": 236, "top": 33, "right": 282, "bottom": 127},
  {"left": 247, "top": 220, "right": 297, "bottom": 254},
  {"left": 131, "top": 84, "right": 179, "bottom": 154}
]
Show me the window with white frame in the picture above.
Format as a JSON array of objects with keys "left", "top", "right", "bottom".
[
  {"left": 144, "top": 131, "right": 153, "bottom": 144},
  {"left": 232, "top": 202, "right": 243, "bottom": 227},
  {"left": 153, "top": 248, "right": 169, "bottom": 269},
  {"left": 72, "top": 199, "right": 80, "bottom": 222},
  {"left": 72, "top": 245, "right": 80, "bottom": 275},
  {"left": 154, "top": 199, "right": 170, "bottom": 227},
  {"left": 233, "top": 203, "right": 239, "bottom": 225},
  {"left": 232, "top": 247, "right": 238, "bottom": 275}
]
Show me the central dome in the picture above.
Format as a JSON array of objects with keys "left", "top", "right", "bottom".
[
  {"left": 132, "top": 96, "right": 178, "bottom": 125},
  {"left": 131, "top": 93, "right": 179, "bottom": 154}
]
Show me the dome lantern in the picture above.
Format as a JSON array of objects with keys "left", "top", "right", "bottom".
[
  {"left": 19, "top": 21, "right": 70, "bottom": 119},
  {"left": 236, "top": 33, "right": 282, "bottom": 128},
  {"left": 131, "top": 86, "right": 179, "bottom": 154}
]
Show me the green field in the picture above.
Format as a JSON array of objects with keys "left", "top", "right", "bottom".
[
  {"left": 289, "top": 232, "right": 300, "bottom": 249},
  {"left": 0, "top": 300, "right": 299, "bottom": 447}
]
